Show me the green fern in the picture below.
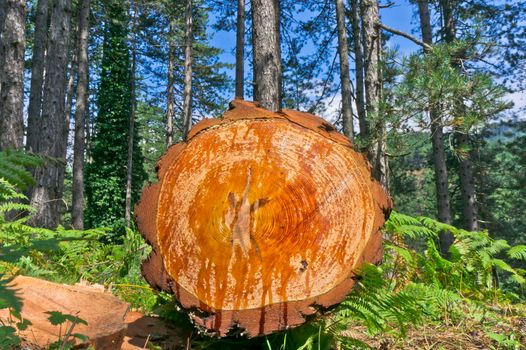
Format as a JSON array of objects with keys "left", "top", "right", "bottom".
[
  {"left": 0, "top": 150, "right": 43, "bottom": 191},
  {"left": 508, "top": 245, "right": 526, "bottom": 260}
]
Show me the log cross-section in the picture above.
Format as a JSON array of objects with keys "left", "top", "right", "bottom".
[{"left": 135, "top": 100, "right": 391, "bottom": 337}]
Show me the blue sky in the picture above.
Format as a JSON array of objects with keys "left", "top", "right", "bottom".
[
  {"left": 208, "top": 1, "right": 421, "bottom": 75},
  {"left": 206, "top": 0, "right": 525, "bottom": 116}
]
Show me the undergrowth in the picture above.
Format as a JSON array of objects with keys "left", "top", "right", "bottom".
[{"left": 0, "top": 150, "right": 525, "bottom": 349}]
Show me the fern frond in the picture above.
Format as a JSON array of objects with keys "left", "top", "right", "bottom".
[
  {"left": 0, "top": 150, "right": 43, "bottom": 191},
  {"left": 507, "top": 245, "right": 526, "bottom": 260}
]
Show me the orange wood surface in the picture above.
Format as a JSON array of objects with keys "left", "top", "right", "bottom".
[{"left": 136, "top": 99, "right": 391, "bottom": 336}]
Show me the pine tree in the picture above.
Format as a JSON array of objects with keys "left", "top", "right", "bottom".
[
  {"left": 0, "top": 0, "right": 25, "bottom": 151},
  {"left": 29, "top": 0, "right": 73, "bottom": 228},
  {"left": 85, "top": 0, "right": 145, "bottom": 232}
]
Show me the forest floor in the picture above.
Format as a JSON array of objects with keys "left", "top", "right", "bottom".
[{"left": 346, "top": 303, "right": 526, "bottom": 350}]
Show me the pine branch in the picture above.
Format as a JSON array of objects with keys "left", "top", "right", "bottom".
[{"left": 377, "top": 22, "right": 432, "bottom": 50}]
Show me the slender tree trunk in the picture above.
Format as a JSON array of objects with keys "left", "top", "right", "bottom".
[
  {"left": 441, "top": 0, "right": 456, "bottom": 44},
  {"left": 64, "top": 50, "right": 77, "bottom": 132},
  {"left": 26, "top": 0, "right": 49, "bottom": 153},
  {"left": 374, "top": 26, "right": 388, "bottom": 190},
  {"left": 29, "top": 0, "right": 72, "bottom": 228},
  {"left": 362, "top": 0, "right": 387, "bottom": 188},
  {"left": 0, "top": 0, "right": 25, "bottom": 151},
  {"left": 458, "top": 133, "right": 479, "bottom": 231},
  {"left": 166, "top": 21, "right": 175, "bottom": 145},
  {"left": 350, "top": 0, "right": 366, "bottom": 136},
  {"left": 362, "top": 0, "right": 379, "bottom": 128},
  {"left": 335, "top": 0, "right": 354, "bottom": 140},
  {"left": 125, "top": 0, "right": 138, "bottom": 227},
  {"left": 251, "top": 0, "right": 281, "bottom": 112},
  {"left": 440, "top": 0, "right": 478, "bottom": 231},
  {"left": 274, "top": 0, "right": 282, "bottom": 107},
  {"left": 72, "top": 0, "right": 90, "bottom": 230},
  {"left": 85, "top": 73, "right": 91, "bottom": 162},
  {"left": 417, "top": 0, "right": 453, "bottom": 254},
  {"left": 235, "top": 0, "right": 245, "bottom": 98},
  {"left": 182, "top": 0, "right": 193, "bottom": 140}
]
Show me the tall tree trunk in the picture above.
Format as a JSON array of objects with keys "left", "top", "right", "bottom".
[
  {"left": 0, "top": 0, "right": 25, "bottom": 151},
  {"left": 72, "top": 0, "right": 90, "bottom": 230},
  {"left": 274, "top": 0, "right": 282, "bottom": 107},
  {"left": 29, "top": 0, "right": 72, "bottom": 228},
  {"left": 362, "top": 0, "right": 387, "bottom": 188},
  {"left": 26, "top": 0, "right": 49, "bottom": 153},
  {"left": 440, "top": 0, "right": 478, "bottom": 231},
  {"left": 350, "top": 0, "right": 366, "bottom": 136},
  {"left": 125, "top": 0, "right": 138, "bottom": 227},
  {"left": 335, "top": 0, "right": 354, "bottom": 140},
  {"left": 417, "top": 0, "right": 453, "bottom": 254},
  {"left": 235, "top": 0, "right": 245, "bottom": 98},
  {"left": 166, "top": 21, "right": 175, "bottom": 145},
  {"left": 182, "top": 0, "right": 193, "bottom": 140},
  {"left": 374, "top": 26, "right": 388, "bottom": 190},
  {"left": 362, "top": 0, "right": 379, "bottom": 129},
  {"left": 251, "top": 0, "right": 281, "bottom": 112}
]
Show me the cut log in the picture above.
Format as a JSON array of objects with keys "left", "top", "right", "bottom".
[
  {"left": 0, "top": 276, "right": 129, "bottom": 349},
  {"left": 135, "top": 100, "right": 392, "bottom": 337}
]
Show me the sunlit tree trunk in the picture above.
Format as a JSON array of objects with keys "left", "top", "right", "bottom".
[
  {"left": 166, "top": 21, "right": 175, "bottom": 145},
  {"left": 251, "top": 0, "right": 281, "bottom": 111},
  {"left": 0, "top": 0, "right": 25, "bottom": 151},
  {"left": 350, "top": 0, "right": 366, "bottom": 136},
  {"left": 125, "top": 0, "right": 138, "bottom": 226},
  {"left": 335, "top": 0, "right": 354, "bottom": 139},
  {"left": 362, "top": 0, "right": 387, "bottom": 189},
  {"left": 182, "top": 0, "right": 193, "bottom": 140},
  {"left": 72, "top": 0, "right": 90, "bottom": 230}
]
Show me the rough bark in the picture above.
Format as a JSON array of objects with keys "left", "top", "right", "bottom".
[
  {"left": 417, "top": 0, "right": 453, "bottom": 255},
  {"left": 350, "top": 0, "right": 366, "bottom": 136},
  {"left": 26, "top": 0, "right": 49, "bottom": 153},
  {"left": 29, "top": 0, "right": 72, "bottom": 228},
  {"left": 0, "top": 0, "right": 25, "bottom": 151},
  {"left": 72, "top": 0, "right": 90, "bottom": 230},
  {"left": 362, "top": 0, "right": 387, "bottom": 189},
  {"left": 166, "top": 21, "right": 175, "bottom": 145},
  {"left": 251, "top": 0, "right": 281, "bottom": 111},
  {"left": 362, "top": 0, "right": 379, "bottom": 128},
  {"left": 0, "top": 276, "right": 128, "bottom": 349},
  {"left": 235, "top": 0, "right": 245, "bottom": 98},
  {"left": 335, "top": 0, "right": 354, "bottom": 140},
  {"left": 182, "top": 0, "right": 193, "bottom": 141},
  {"left": 136, "top": 100, "right": 392, "bottom": 337},
  {"left": 125, "top": 0, "right": 138, "bottom": 227},
  {"left": 373, "top": 26, "right": 388, "bottom": 191},
  {"left": 274, "top": 0, "right": 282, "bottom": 107}
]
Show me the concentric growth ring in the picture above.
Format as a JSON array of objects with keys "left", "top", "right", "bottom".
[{"left": 135, "top": 100, "right": 391, "bottom": 337}]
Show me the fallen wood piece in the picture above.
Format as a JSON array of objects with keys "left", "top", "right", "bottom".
[
  {"left": 0, "top": 275, "right": 129, "bottom": 349},
  {"left": 135, "top": 99, "right": 392, "bottom": 337}
]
